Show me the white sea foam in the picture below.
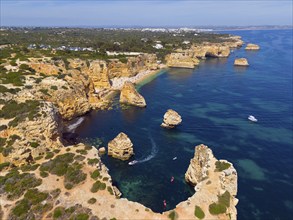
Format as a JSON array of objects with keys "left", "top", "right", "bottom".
[
  {"left": 66, "top": 117, "right": 85, "bottom": 132},
  {"left": 128, "top": 133, "right": 158, "bottom": 165}
]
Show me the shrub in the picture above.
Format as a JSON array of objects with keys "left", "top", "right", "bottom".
[
  {"left": 40, "top": 171, "right": 49, "bottom": 178},
  {"left": 87, "top": 158, "right": 99, "bottom": 166},
  {"left": 168, "top": 211, "right": 178, "bottom": 220},
  {"left": 215, "top": 161, "right": 231, "bottom": 172},
  {"left": 90, "top": 170, "right": 100, "bottom": 180},
  {"left": 194, "top": 206, "right": 205, "bottom": 219},
  {"left": 107, "top": 186, "right": 114, "bottom": 195},
  {"left": 209, "top": 203, "right": 227, "bottom": 215},
  {"left": 218, "top": 191, "right": 230, "bottom": 207},
  {"left": 51, "top": 85, "right": 58, "bottom": 90},
  {"left": 76, "top": 213, "right": 89, "bottom": 220},
  {"left": 53, "top": 207, "right": 64, "bottom": 219},
  {"left": 87, "top": 197, "right": 97, "bottom": 204},
  {"left": 30, "top": 142, "right": 39, "bottom": 148},
  {"left": 20, "top": 164, "right": 39, "bottom": 172},
  {"left": 24, "top": 188, "right": 48, "bottom": 205},
  {"left": 0, "top": 162, "right": 10, "bottom": 171},
  {"left": 91, "top": 180, "right": 106, "bottom": 193},
  {"left": 76, "top": 149, "right": 87, "bottom": 155},
  {"left": 45, "top": 152, "right": 54, "bottom": 159},
  {"left": 12, "top": 198, "right": 31, "bottom": 217},
  {"left": 1, "top": 71, "right": 24, "bottom": 86}
]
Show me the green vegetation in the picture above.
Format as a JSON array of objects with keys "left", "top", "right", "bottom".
[
  {"left": 24, "top": 188, "right": 48, "bottom": 205},
  {"left": 40, "top": 171, "right": 49, "bottom": 178},
  {"left": 87, "top": 158, "right": 99, "bottom": 165},
  {"left": 40, "top": 153, "right": 86, "bottom": 189},
  {"left": 194, "top": 206, "right": 205, "bottom": 219},
  {"left": 51, "top": 85, "right": 58, "bottom": 90},
  {"left": 45, "top": 151, "right": 54, "bottom": 159},
  {"left": 215, "top": 161, "right": 231, "bottom": 172},
  {"left": 76, "top": 149, "right": 87, "bottom": 155},
  {"left": 107, "top": 186, "right": 114, "bottom": 195},
  {"left": 40, "top": 88, "right": 51, "bottom": 96},
  {"left": 90, "top": 169, "right": 100, "bottom": 180},
  {"left": 20, "top": 164, "right": 39, "bottom": 172},
  {"left": 53, "top": 207, "right": 64, "bottom": 219},
  {"left": 209, "top": 191, "right": 231, "bottom": 215},
  {"left": 87, "top": 197, "right": 97, "bottom": 204},
  {"left": 0, "top": 162, "right": 10, "bottom": 171},
  {"left": 168, "top": 210, "right": 178, "bottom": 220},
  {"left": 12, "top": 198, "right": 31, "bottom": 217},
  {"left": 0, "top": 100, "right": 42, "bottom": 127},
  {"left": 76, "top": 213, "right": 89, "bottom": 220},
  {"left": 0, "top": 85, "right": 21, "bottom": 94},
  {"left": 91, "top": 180, "right": 106, "bottom": 193},
  {"left": 0, "top": 170, "right": 42, "bottom": 200},
  {"left": 30, "top": 141, "right": 39, "bottom": 148}
]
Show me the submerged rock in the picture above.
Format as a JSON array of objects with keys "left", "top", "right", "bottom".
[
  {"left": 161, "top": 109, "right": 182, "bottom": 128},
  {"left": 245, "top": 43, "right": 260, "bottom": 50},
  {"left": 234, "top": 58, "right": 249, "bottom": 66},
  {"left": 185, "top": 144, "right": 211, "bottom": 185},
  {"left": 108, "top": 132, "right": 134, "bottom": 160},
  {"left": 119, "top": 81, "right": 146, "bottom": 107},
  {"left": 98, "top": 147, "right": 106, "bottom": 155}
]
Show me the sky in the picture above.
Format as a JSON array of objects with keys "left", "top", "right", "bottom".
[{"left": 1, "top": 0, "right": 292, "bottom": 27}]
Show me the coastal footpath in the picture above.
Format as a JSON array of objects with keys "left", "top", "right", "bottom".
[{"left": 0, "top": 35, "right": 245, "bottom": 219}]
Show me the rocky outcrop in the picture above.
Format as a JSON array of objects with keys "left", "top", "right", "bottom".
[
  {"left": 68, "top": 58, "right": 89, "bottom": 72},
  {"left": 165, "top": 53, "right": 200, "bottom": 68},
  {"left": 205, "top": 46, "right": 230, "bottom": 58},
  {"left": 0, "top": 102, "right": 62, "bottom": 165},
  {"left": 119, "top": 81, "right": 146, "bottom": 107},
  {"left": 88, "top": 60, "right": 111, "bottom": 90},
  {"left": 185, "top": 144, "right": 211, "bottom": 185},
  {"left": 245, "top": 43, "right": 260, "bottom": 50},
  {"left": 161, "top": 109, "right": 182, "bottom": 128},
  {"left": 234, "top": 58, "right": 249, "bottom": 66},
  {"left": 108, "top": 132, "right": 134, "bottom": 160},
  {"left": 30, "top": 62, "right": 60, "bottom": 75}
]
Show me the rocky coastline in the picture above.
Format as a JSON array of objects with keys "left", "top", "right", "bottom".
[{"left": 0, "top": 36, "right": 245, "bottom": 219}]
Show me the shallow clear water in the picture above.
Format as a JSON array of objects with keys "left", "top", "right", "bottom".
[{"left": 75, "top": 29, "right": 293, "bottom": 219}]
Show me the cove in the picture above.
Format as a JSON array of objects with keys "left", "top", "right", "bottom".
[{"left": 74, "top": 29, "right": 293, "bottom": 219}]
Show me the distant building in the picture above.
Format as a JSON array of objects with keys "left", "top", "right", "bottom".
[
  {"left": 153, "top": 43, "right": 163, "bottom": 49},
  {"left": 182, "top": 41, "right": 190, "bottom": 44}
]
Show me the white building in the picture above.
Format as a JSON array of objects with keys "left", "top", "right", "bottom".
[{"left": 153, "top": 43, "right": 163, "bottom": 49}]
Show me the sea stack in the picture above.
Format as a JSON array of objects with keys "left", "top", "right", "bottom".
[
  {"left": 108, "top": 132, "right": 134, "bottom": 160},
  {"left": 119, "top": 81, "right": 146, "bottom": 107},
  {"left": 161, "top": 109, "right": 182, "bottom": 128},
  {"left": 245, "top": 43, "right": 260, "bottom": 50},
  {"left": 234, "top": 58, "right": 249, "bottom": 66}
]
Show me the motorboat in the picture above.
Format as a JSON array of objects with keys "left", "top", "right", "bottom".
[
  {"left": 172, "top": 157, "right": 177, "bottom": 160},
  {"left": 248, "top": 115, "right": 258, "bottom": 122},
  {"left": 128, "top": 160, "right": 138, "bottom": 165}
]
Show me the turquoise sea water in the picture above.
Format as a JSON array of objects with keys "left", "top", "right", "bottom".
[{"left": 74, "top": 30, "right": 293, "bottom": 219}]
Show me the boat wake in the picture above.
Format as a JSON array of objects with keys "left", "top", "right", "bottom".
[
  {"left": 66, "top": 117, "right": 85, "bottom": 132},
  {"left": 128, "top": 134, "right": 158, "bottom": 165}
]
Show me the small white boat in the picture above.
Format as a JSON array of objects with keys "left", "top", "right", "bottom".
[
  {"left": 128, "top": 160, "right": 138, "bottom": 165},
  {"left": 248, "top": 115, "right": 258, "bottom": 122},
  {"left": 173, "top": 157, "right": 177, "bottom": 160}
]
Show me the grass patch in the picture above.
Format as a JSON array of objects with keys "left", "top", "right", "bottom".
[
  {"left": 45, "top": 151, "right": 54, "bottom": 159},
  {"left": 76, "top": 213, "right": 89, "bottom": 220},
  {"left": 194, "top": 206, "right": 205, "bottom": 219},
  {"left": 12, "top": 198, "right": 31, "bottom": 217},
  {"left": 215, "top": 161, "right": 231, "bottom": 172},
  {"left": 87, "top": 158, "right": 99, "bottom": 166},
  {"left": 24, "top": 188, "right": 48, "bottom": 205},
  {"left": 30, "top": 142, "right": 39, "bottom": 148},
  {"left": 107, "top": 186, "right": 114, "bottom": 195},
  {"left": 20, "top": 164, "right": 39, "bottom": 172}
]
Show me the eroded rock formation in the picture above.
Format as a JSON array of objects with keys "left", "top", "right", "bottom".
[
  {"left": 165, "top": 53, "right": 200, "bottom": 68},
  {"left": 185, "top": 144, "right": 211, "bottom": 185},
  {"left": 245, "top": 43, "right": 260, "bottom": 50},
  {"left": 120, "top": 81, "right": 146, "bottom": 107},
  {"left": 108, "top": 132, "right": 134, "bottom": 160},
  {"left": 234, "top": 58, "right": 249, "bottom": 66},
  {"left": 161, "top": 109, "right": 182, "bottom": 128}
]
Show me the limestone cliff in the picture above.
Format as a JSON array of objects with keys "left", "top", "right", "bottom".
[
  {"left": 87, "top": 60, "right": 111, "bottom": 89},
  {"left": 120, "top": 81, "right": 146, "bottom": 107},
  {"left": 108, "top": 132, "right": 134, "bottom": 160},
  {"left": 245, "top": 43, "right": 260, "bottom": 50},
  {"left": 234, "top": 58, "right": 249, "bottom": 66},
  {"left": 161, "top": 109, "right": 182, "bottom": 128},
  {"left": 165, "top": 53, "right": 200, "bottom": 68}
]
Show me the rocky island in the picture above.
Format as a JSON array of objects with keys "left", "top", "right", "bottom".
[{"left": 0, "top": 27, "right": 242, "bottom": 219}]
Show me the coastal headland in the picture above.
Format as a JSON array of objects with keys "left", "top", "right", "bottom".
[{"left": 0, "top": 28, "right": 249, "bottom": 219}]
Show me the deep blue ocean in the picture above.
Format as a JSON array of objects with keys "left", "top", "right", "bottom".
[{"left": 75, "top": 29, "right": 293, "bottom": 219}]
